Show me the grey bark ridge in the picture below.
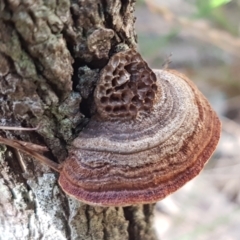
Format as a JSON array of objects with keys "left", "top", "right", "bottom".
[{"left": 0, "top": 1, "right": 156, "bottom": 239}]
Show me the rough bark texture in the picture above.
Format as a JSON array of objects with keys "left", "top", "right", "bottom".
[{"left": 0, "top": 1, "right": 156, "bottom": 239}]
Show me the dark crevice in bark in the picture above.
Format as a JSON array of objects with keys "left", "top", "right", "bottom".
[
  {"left": 85, "top": 204, "right": 91, "bottom": 235},
  {"left": 102, "top": 214, "right": 108, "bottom": 240},
  {"left": 87, "top": 58, "right": 109, "bottom": 69},
  {"left": 143, "top": 204, "right": 155, "bottom": 223},
  {"left": 97, "top": 3, "right": 104, "bottom": 21},
  {"left": 123, "top": 205, "right": 156, "bottom": 240},
  {"left": 123, "top": 206, "right": 134, "bottom": 240},
  {"left": 120, "top": 0, "right": 130, "bottom": 16},
  {"left": 5, "top": 149, "right": 24, "bottom": 179},
  {"left": 72, "top": 60, "right": 86, "bottom": 91},
  {"left": 101, "top": 0, "right": 112, "bottom": 29},
  {"left": 80, "top": 98, "right": 93, "bottom": 118},
  {"left": 63, "top": 198, "right": 72, "bottom": 240}
]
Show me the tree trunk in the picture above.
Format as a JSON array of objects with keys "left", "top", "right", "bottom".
[{"left": 0, "top": 1, "right": 156, "bottom": 240}]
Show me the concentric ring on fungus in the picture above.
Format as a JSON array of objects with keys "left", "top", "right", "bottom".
[
  {"left": 58, "top": 49, "right": 221, "bottom": 206},
  {"left": 0, "top": 49, "right": 221, "bottom": 206}
]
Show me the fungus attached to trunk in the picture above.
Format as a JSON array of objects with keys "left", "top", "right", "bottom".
[
  {"left": 58, "top": 49, "right": 221, "bottom": 206},
  {"left": 0, "top": 49, "right": 221, "bottom": 206}
]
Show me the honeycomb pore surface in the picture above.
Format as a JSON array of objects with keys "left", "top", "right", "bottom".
[{"left": 95, "top": 49, "right": 158, "bottom": 120}]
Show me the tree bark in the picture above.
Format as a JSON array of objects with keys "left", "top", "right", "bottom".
[{"left": 0, "top": 1, "right": 156, "bottom": 239}]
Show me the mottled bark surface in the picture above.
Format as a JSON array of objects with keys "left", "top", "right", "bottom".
[{"left": 0, "top": 1, "right": 156, "bottom": 240}]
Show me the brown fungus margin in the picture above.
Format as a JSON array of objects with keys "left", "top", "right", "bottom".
[{"left": 58, "top": 50, "right": 221, "bottom": 206}]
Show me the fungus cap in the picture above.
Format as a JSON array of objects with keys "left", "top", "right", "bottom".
[{"left": 58, "top": 49, "right": 221, "bottom": 206}]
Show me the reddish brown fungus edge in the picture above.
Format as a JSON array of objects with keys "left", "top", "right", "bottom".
[{"left": 57, "top": 70, "right": 221, "bottom": 206}]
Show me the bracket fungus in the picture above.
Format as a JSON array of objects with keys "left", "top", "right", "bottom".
[{"left": 0, "top": 49, "right": 221, "bottom": 206}]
